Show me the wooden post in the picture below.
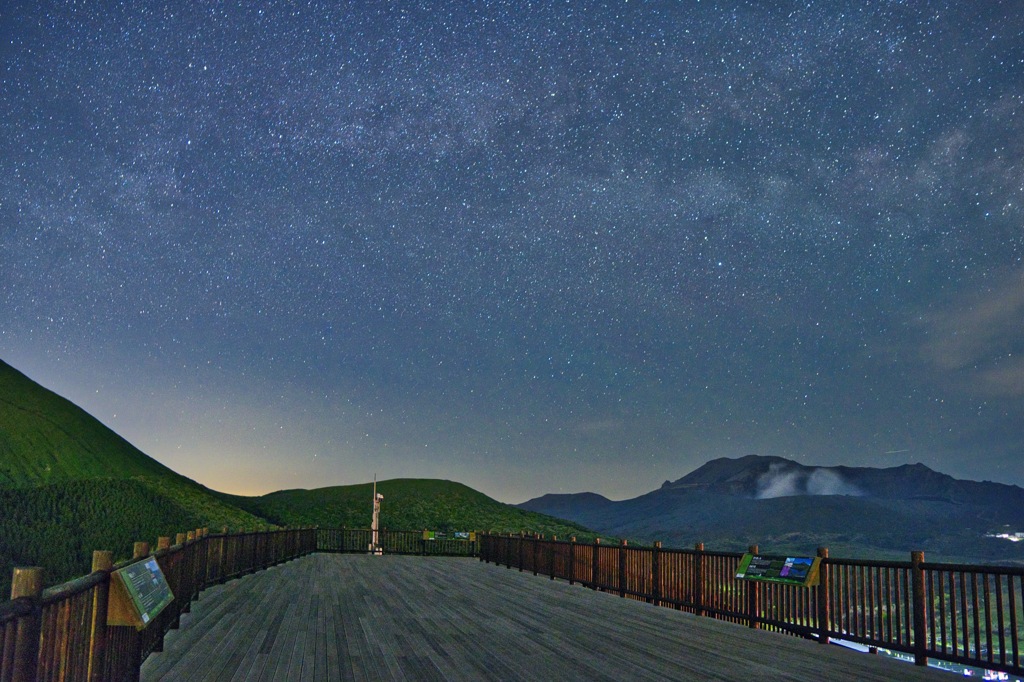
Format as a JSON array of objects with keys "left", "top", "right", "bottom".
[
  {"left": 747, "top": 544, "right": 760, "bottom": 629},
  {"left": 549, "top": 537, "right": 557, "bottom": 580},
  {"left": 618, "top": 539, "right": 628, "bottom": 598},
  {"left": 10, "top": 566, "right": 43, "bottom": 600},
  {"left": 197, "top": 529, "right": 210, "bottom": 589},
  {"left": 694, "top": 543, "right": 705, "bottom": 617},
  {"left": 911, "top": 550, "right": 928, "bottom": 666},
  {"left": 532, "top": 534, "right": 539, "bottom": 576},
  {"left": 568, "top": 537, "right": 577, "bottom": 585},
  {"left": 246, "top": 529, "right": 255, "bottom": 572},
  {"left": 651, "top": 542, "right": 662, "bottom": 605},
  {"left": 816, "top": 547, "right": 830, "bottom": 645},
  {"left": 591, "top": 538, "right": 601, "bottom": 590},
  {"left": 215, "top": 532, "right": 226, "bottom": 584},
  {"left": 133, "top": 542, "right": 150, "bottom": 560},
  {"left": 186, "top": 531, "right": 195, "bottom": 542},
  {"left": 175, "top": 532, "right": 186, "bottom": 546},
  {"left": 88, "top": 551, "right": 113, "bottom": 682},
  {"left": 157, "top": 537, "right": 171, "bottom": 551},
  {"left": 10, "top": 566, "right": 43, "bottom": 682}
]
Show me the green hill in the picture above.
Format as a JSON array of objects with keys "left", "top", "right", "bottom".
[
  {"left": 220, "top": 478, "right": 594, "bottom": 539},
  {"left": 0, "top": 359, "right": 274, "bottom": 593},
  {"left": 0, "top": 358, "right": 598, "bottom": 597},
  {"left": 0, "top": 360, "right": 271, "bottom": 526},
  {"left": 0, "top": 360, "right": 179, "bottom": 486}
]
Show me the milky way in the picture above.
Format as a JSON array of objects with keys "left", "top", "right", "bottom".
[{"left": 2, "top": 2, "right": 1022, "bottom": 501}]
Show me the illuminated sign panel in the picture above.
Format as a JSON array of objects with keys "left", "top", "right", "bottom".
[
  {"left": 422, "top": 531, "right": 477, "bottom": 541},
  {"left": 735, "top": 553, "right": 821, "bottom": 587}
]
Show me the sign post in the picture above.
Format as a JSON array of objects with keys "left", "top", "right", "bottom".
[{"left": 369, "top": 478, "right": 384, "bottom": 555}]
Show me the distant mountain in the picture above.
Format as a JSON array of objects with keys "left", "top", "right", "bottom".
[
  {"left": 519, "top": 455, "right": 1024, "bottom": 564},
  {"left": 510, "top": 491, "right": 614, "bottom": 526},
  {"left": 657, "top": 453, "right": 1021, "bottom": 505}
]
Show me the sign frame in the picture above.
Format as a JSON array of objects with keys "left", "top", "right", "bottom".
[{"left": 107, "top": 557, "right": 175, "bottom": 629}]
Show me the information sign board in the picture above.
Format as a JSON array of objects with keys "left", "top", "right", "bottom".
[
  {"left": 107, "top": 557, "right": 175, "bottom": 629},
  {"left": 422, "top": 531, "right": 476, "bottom": 541},
  {"left": 735, "top": 553, "right": 821, "bottom": 587}
]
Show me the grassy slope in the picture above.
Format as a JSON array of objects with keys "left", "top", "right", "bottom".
[
  {"left": 0, "top": 360, "right": 274, "bottom": 593},
  {"left": 0, "top": 360, "right": 269, "bottom": 527},
  {"left": 0, "top": 358, "right": 598, "bottom": 595},
  {"left": 0, "top": 359, "right": 177, "bottom": 485},
  {"left": 221, "top": 478, "right": 596, "bottom": 539}
]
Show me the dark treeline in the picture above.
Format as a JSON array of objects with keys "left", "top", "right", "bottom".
[{"left": 0, "top": 479, "right": 206, "bottom": 597}]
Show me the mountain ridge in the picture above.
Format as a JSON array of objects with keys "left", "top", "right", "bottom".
[{"left": 519, "top": 455, "right": 1024, "bottom": 564}]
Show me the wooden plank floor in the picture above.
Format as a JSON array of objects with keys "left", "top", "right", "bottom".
[{"left": 142, "top": 554, "right": 952, "bottom": 681}]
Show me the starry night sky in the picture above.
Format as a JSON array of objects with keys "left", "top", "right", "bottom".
[{"left": 2, "top": 1, "right": 1022, "bottom": 502}]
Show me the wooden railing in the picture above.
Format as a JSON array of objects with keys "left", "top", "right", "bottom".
[
  {"left": 479, "top": 533, "right": 1024, "bottom": 677},
  {"left": 12, "top": 527, "right": 1016, "bottom": 679},
  {"left": 0, "top": 527, "right": 480, "bottom": 681},
  {"left": 317, "top": 528, "right": 480, "bottom": 556},
  {"left": 0, "top": 527, "right": 317, "bottom": 682}
]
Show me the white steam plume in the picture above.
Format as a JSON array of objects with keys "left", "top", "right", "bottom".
[{"left": 755, "top": 464, "right": 862, "bottom": 499}]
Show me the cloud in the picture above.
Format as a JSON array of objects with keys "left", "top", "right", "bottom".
[
  {"left": 919, "top": 269, "right": 1024, "bottom": 398},
  {"left": 755, "top": 463, "right": 862, "bottom": 499}
]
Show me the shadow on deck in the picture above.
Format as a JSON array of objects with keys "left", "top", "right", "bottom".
[{"left": 141, "top": 554, "right": 950, "bottom": 681}]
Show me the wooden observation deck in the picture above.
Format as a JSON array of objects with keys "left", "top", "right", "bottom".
[
  {"left": 140, "top": 554, "right": 948, "bottom": 681},
  {"left": 6, "top": 529, "right": 1018, "bottom": 680}
]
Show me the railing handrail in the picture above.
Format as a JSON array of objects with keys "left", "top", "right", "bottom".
[
  {"left": 15, "top": 527, "right": 1022, "bottom": 681},
  {"left": 919, "top": 559, "right": 1024, "bottom": 575},
  {"left": 0, "top": 527, "right": 483, "bottom": 682},
  {"left": 478, "top": 532, "right": 1024, "bottom": 677},
  {"left": 39, "top": 569, "right": 108, "bottom": 604}
]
